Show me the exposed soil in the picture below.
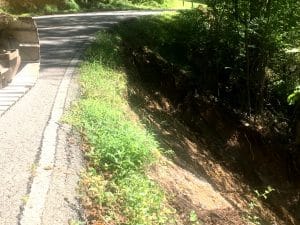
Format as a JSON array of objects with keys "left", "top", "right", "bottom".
[
  {"left": 148, "top": 156, "right": 245, "bottom": 225},
  {"left": 124, "top": 46, "right": 300, "bottom": 225}
]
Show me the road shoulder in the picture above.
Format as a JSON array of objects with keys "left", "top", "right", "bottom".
[{"left": 41, "top": 71, "right": 84, "bottom": 225}]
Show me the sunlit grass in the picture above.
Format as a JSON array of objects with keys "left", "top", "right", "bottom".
[
  {"left": 2, "top": 0, "right": 206, "bottom": 16},
  {"left": 165, "top": 0, "right": 202, "bottom": 9},
  {"left": 66, "top": 31, "right": 176, "bottom": 225}
]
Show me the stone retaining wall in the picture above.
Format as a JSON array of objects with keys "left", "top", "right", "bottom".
[{"left": 0, "top": 14, "right": 40, "bottom": 88}]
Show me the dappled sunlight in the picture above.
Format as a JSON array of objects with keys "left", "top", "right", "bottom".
[
  {"left": 36, "top": 12, "right": 160, "bottom": 76},
  {"left": 120, "top": 18, "right": 300, "bottom": 223}
]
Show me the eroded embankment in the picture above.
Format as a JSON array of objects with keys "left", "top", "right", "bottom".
[{"left": 123, "top": 45, "right": 300, "bottom": 225}]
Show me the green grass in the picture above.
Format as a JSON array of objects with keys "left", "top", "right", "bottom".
[
  {"left": 66, "top": 31, "right": 176, "bottom": 224},
  {"left": 1, "top": 0, "right": 202, "bottom": 15},
  {"left": 73, "top": 100, "right": 156, "bottom": 177},
  {"left": 165, "top": 0, "right": 202, "bottom": 9}
]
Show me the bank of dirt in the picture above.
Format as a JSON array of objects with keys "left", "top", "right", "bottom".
[{"left": 123, "top": 45, "right": 300, "bottom": 225}]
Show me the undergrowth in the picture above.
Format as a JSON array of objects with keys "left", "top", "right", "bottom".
[
  {"left": 1, "top": 0, "right": 200, "bottom": 15},
  {"left": 66, "top": 31, "right": 177, "bottom": 224}
]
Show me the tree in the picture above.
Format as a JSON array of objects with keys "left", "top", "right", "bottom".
[{"left": 204, "top": 0, "right": 300, "bottom": 114}]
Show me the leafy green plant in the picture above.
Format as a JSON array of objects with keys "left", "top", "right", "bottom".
[
  {"left": 119, "top": 173, "right": 175, "bottom": 225},
  {"left": 189, "top": 210, "right": 202, "bottom": 225},
  {"left": 64, "top": 0, "right": 80, "bottom": 11},
  {"left": 76, "top": 100, "right": 156, "bottom": 177},
  {"left": 254, "top": 186, "right": 275, "bottom": 200},
  {"left": 43, "top": 4, "right": 58, "bottom": 14},
  {"left": 245, "top": 186, "right": 275, "bottom": 225},
  {"left": 287, "top": 85, "right": 300, "bottom": 105},
  {"left": 67, "top": 30, "right": 177, "bottom": 225}
]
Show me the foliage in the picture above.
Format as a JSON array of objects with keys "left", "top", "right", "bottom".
[
  {"left": 189, "top": 210, "right": 202, "bottom": 225},
  {"left": 201, "top": 0, "right": 300, "bottom": 113},
  {"left": 73, "top": 100, "right": 156, "bottom": 177},
  {"left": 288, "top": 86, "right": 300, "bottom": 105},
  {"left": 244, "top": 186, "right": 275, "bottom": 225},
  {"left": 0, "top": 0, "right": 194, "bottom": 14},
  {"left": 67, "top": 31, "right": 177, "bottom": 224},
  {"left": 76, "top": 0, "right": 165, "bottom": 8},
  {"left": 64, "top": 0, "right": 80, "bottom": 11},
  {"left": 43, "top": 4, "right": 59, "bottom": 14},
  {"left": 115, "top": 4, "right": 300, "bottom": 136},
  {"left": 81, "top": 170, "right": 175, "bottom": 224},
  {"left": 1, "top": 0, "right": 81, "bottom": 14},
  {"left": 254, "top": 186, "right": 275, "bottom": 200},
  {"left": 118, "top": 173, "right": 174, "bottom": 225}
]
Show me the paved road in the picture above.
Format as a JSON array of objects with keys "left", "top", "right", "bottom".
[{"left": 0, "top": 11, "right": 160, "bottom": 225}]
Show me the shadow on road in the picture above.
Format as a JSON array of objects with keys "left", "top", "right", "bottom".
[{"left": 35, "top": 12, "right": 161, "bottom": 74}]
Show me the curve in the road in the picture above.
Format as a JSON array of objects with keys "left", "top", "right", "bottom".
[{"left": 0, "top": 11, "right": 161, "bottom": 225}]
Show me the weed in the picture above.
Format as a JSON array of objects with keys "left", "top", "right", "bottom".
[
  {"left": 64, "top": 0, "right": 80, "bottom": 12},
  {"left": 245, "top": 186, "right": 275, "bottom": 225},
  {"left": 118, "top": 172, "right": 176, "bottom": 225},
  {"left": 75, "top": 100, "right": 156, "bottom": 177},
  {"left": 189, "top": 210, "right": 203, "bottom": 225},
  {"left": 254, "top": 186, "right": 275, "bottom": 200},
  {"left": 21, "top": 195, "right": 29, "bottom": 204},
  {"left": 67, "top": 30, "right": 177, "bottom": 224},
  {"left": 29, "top": 163, "right": 37, "bottom": 177},
  {"left": 189, "top": 210, "right": 197, "bottom": 222},
  {"left": 43, "top": 4, "right": 58, "bottom": 14}
]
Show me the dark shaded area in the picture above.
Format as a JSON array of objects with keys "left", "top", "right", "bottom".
[
  {"left": 118, "top": 32, "right": 300, "bottom": 225},
  {"left": 116, "top": 11, "right": 300, "bottom": 142}
]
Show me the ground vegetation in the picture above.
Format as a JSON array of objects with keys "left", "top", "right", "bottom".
[{"left": 0, "top": 0, "right": 198, "bottom": 14}]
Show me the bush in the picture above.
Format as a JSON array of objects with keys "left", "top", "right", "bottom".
[
  {"left": 118, "top": 7, "right": 300, "bottom": 116},
  {"left": 64, "top": 0, "right": 80, "bottom": 11},
  {"left": 43, "top": 4, "right": 58, "bottom": 14}
]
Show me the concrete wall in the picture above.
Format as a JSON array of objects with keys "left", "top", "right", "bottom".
[{"left": 0, "top": 15, "right": 40, "bottom": 62}]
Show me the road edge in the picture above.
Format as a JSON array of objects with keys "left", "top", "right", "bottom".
[{"left": 19, "top": 49, "right": 83, "bottom": 225}]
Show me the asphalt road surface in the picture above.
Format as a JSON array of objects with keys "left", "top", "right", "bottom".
[{"left": 0, "top": 11, "right": 161, "bottom": 225}]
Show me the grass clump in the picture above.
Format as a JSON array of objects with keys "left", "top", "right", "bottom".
[
  {"left": 118, "top": 173, "right": 174, "bottom": 225},
  {"left": 74, "top": 100, "right": 156, "bottom": 177},
  {"left": 67, "top": 31, "right": 176, "bottom": 224}
]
